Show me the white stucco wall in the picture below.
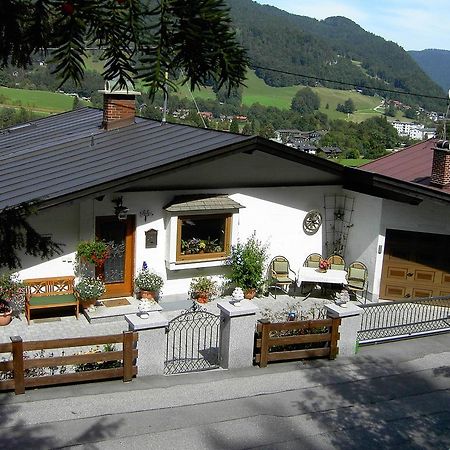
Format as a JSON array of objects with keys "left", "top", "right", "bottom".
[
  {"left": 122, "top": 186, "right": 344, "bottom": 296},
  {"left": 344, "top": 191, "right": 383, "bottom": 299},
  {"left": 17, "top": 203, "right": 80, "bottom": 279},
  {"left": 14, "top": 186, "right": 449, "bottom": 301},
  {"left": 346, "top": 192, "right": 450, "bottom": 301}
]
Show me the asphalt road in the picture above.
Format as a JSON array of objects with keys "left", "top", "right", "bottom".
[{"left": 1, "top": 334, "right": 449, "bottom": 449}]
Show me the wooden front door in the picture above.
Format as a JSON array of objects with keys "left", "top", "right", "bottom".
[
  {"left": 96, "top": 216, "right": 135, "bottom": 298},
  {"left": 380, "top": 229, "right": 450, "bottom": 300}
]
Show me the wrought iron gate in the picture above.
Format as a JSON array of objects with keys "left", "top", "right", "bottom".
[
  {"left": 358, "top": 295, "right": 450, "bottom": 344},
  {"left": 164, "top": 307, "right": 220, "bottom": 375}
]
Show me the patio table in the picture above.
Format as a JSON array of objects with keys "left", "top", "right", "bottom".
[{"left": 297, "top": 267, "right": 347, "bottom": 294}]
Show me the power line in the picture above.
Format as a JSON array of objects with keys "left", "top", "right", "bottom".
[{"left": 251, "top": 64, "right": 449, "bottom": 103}]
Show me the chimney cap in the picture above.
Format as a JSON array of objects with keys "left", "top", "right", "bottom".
[
  {"left": 98, "top": 78, "right": 141, "bottom": 96},
  {"left": 435, "top": 140, "right": 450, "bottom": 150}
]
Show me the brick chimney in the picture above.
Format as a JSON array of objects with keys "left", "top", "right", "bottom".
[
  {"left": 431, "top": 140, "right": 450, "bottom": 187},
  {"left": 99, "top": 80, "right": 141, "bottom": 130}
]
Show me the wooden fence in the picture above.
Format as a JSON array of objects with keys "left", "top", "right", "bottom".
[
  {"left": 254, "top": 318, "right": 341, "bottom": 367},
  {"left": 0, "top": 331, "right": 138, "bottom": 395}
]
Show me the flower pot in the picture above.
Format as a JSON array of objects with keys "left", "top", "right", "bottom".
[
  {"left": 0, "top": 308, "right": 13, "bottom": 326},
  {"left": 140, "top": 290, "right": 157, "bottom": 300},
  {"left": 196, "top": 292, "right": 209, "bottom": 304},
  {"left": 81, "top": 298, "right": 98, "bottom": 309},
  {"left": 244, "top": 288, "right": 257, "bottom": 299}
]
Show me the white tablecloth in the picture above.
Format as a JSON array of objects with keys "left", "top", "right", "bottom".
[{"left": 297, "top": 267, "right": 347, "bottom": 286}]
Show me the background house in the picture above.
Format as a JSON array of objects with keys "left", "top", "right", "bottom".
[{"left": 1, "top": 86, "right": 449, "bottom": 303}]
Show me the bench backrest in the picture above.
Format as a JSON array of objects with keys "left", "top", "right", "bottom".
[{"left": 25, "top": 276, "right": 75, "bottom": 297}]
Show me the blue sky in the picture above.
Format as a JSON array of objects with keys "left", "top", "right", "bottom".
[{"left": 257, "top": 1, "right": 450, "bottom": 51}]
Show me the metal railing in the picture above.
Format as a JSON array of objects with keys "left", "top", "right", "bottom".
[
  {"left": 358, "top": 295, "right": 450, "bottom": 344},
  {"left": 164, "top": 309, "right": 220, "bottom": 375}
]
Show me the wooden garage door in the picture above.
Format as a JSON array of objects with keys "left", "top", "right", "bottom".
[{"left": 381, "top": 229, "right": 450, "bottom": 300}]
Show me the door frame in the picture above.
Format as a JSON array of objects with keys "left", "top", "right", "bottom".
[{"left": 95, "top": 215, "right": 135, "bottom": 298}]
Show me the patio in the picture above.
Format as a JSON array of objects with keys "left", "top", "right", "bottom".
[{"left": 0, "top": 291, "right": 353, "bottom": 344}]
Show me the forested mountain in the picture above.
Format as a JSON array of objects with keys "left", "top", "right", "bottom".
[
  {"left": 227, "top": 0, "right": 445, "bottom": 111},
  {"left": 409, "top": 49, "right": 450, "bottom": 92}
]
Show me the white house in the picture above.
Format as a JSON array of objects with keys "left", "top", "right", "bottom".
[
  {"left": 391, "top": 120, "right": 436, "bottom": 140},
  {"left": 1, "top": 86, "right": 449, "bottom": 303}
]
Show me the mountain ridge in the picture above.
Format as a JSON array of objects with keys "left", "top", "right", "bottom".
[
  {"left": 226, "top": 0, "right": 445, "bottom": 111},
  {"left": 409, "top": 49, "right": 450, "bottom": 92}
]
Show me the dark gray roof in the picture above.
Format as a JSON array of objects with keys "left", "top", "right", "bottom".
[
  {"left": 164, "top": 195, "right": 244, "bottom": 213},
  {"left": 0, "top": 108, "right": 251, "bottom": 210}
]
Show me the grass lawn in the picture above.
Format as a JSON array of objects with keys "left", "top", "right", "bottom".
[
  {"left": 0, "top": 87, "right": 75, "bottom": 113},
  {"left": 173, "top": 70, "right": 385, "bottom": 123},
  {"left": 337, "top": 158, "right": 373, "bottom": 167}
]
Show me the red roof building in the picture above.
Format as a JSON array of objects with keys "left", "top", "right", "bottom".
[{"left": 360, "top": 139, "right": 450, "bottom": 195}]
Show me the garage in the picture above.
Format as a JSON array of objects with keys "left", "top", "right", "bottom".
[{"left": 380, "top": 229, "right": 450, "bottom": 300}]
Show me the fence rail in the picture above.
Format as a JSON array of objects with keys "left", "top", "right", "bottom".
[
  {"left": 358, "top": 295, "right": 450, "bottom": 344},
  {"left": 0, "top": 331, "right": 138, "bottom": 394},
  {"left": 254, "top": 318, "right": 340, "bottom": 367}
]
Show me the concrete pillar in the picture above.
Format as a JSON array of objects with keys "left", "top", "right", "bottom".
[
  {"left": 325, "top": 303, "right": 363, "bottom": 357},
  {"left": 125, "top": 311, "right": 168, "bottom": 376},
  {"left": 217, "top": 300, "right": 259, "bottom": 369}
]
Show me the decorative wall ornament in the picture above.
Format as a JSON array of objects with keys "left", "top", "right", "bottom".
[
  {"left": 139, "top": 209, "right": 152, "bottom": 222},
  {"left": 303, "top": 210, "right": 322, "bottom": 235}
]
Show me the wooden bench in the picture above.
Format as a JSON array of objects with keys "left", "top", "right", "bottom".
[{"left": 24, "top": 276, "right": 79, "bottom": 324}]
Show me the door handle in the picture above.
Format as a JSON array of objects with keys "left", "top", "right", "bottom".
[
  {"left": 405, "top": 293, "right": 411, "bottom": 298},
  {"left": 406, "top": 272, "right": 413, "bottom": 277}
]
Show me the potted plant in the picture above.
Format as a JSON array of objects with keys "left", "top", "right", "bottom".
[
  {"left": 134, "top": 269, "right": 164, "bottom": 301},
  {"left": 318, "top": 258, "right": 330, "bottom": 273},
  {"left": 0, "top": 273, "right": 25, "bottom": 326},
  {"left": 75, "top": 277, "right": 106, "bottom": 309},
  {"left": 226, "top": 233, "right": 269, "bottom": 299},
  {"left": 76, "top": 240, "right": 111, "bottom": 276},
  {"left": 189, "top": 276, "right": 218, "bottom": 303}
]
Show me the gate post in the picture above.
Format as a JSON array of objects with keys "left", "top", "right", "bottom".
[
  {"left": 325, "top": 303, "right": 363, "bottom": 357},
  {"left": 217, "top": 300, "right": 259, "bottom": 369},
  {"left": 125, "top": 312, "right": 168, "bottom": 376}
]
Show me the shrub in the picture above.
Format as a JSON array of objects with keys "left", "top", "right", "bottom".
[{"left": 227, "top": 233, "right": 268, "bottom": 291}]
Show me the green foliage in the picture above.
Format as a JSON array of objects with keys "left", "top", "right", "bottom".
[
  {"left": 0, "top": 203, "right": 62, "bottom": 270},
  {"left": 320, "top": 116, "right": 398, "bottom": 159},
  {"left": 134, "top": 270, "right": 164, "bottom": 292},
  {"left": 76, "top": 240, "right": 110, "bottom": 266},
  {"left": 189, "top": 276, "right": 218, "bottom": 299},
  {"left": 227, "top": 233, "right": 268, "bottom": 290},
  {"left": 409, "top": 49, "right": 450, "bottom": 92},
  {"left": 385, "top": 104, "right": 396, "bottom": 117},
  {"left": 404, "top": 108, "right": 417, "bottom": 120},
  {"left": 0, "top": 0, "right": 248, "bottom": 98},
  {"left": 74, "top": 344, "right": 121, "bottom": 372},
  {"left": 0, "top": 272, "right": 25, "bottom": 314},
  {"left": 227, "top": 0, "right": 445, "bottom": 111},
  {"left": 336, "top": 98, "right": 355, "bottom": 114},
  {"left": 291, "top": 87, "right": 320, "bottom": 114},
  {"left": 229, "top": 120, "right": 239, "bottom": 133},
  {"left": 75, "top": 277, "right": 106, "bottom": 301}
]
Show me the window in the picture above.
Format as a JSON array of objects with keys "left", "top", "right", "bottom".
[{"left": 176, "top": 214, "right": 232, "bottom": 262}]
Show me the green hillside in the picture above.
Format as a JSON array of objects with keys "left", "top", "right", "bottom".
[
  {"left": 179, "top": 70, "right": 382, "bottom": 122},
  {"left": 226, "top": 0, "right": 446, "bottom": 112},
  {"left": 0, "top": 87, "right": 76, "bottom": 113}
]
